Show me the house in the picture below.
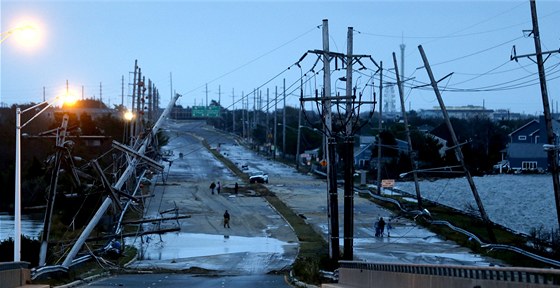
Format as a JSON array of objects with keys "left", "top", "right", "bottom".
[
  {"left": 355, "top": 136, "right": 409, "bottom": 170},
  {"left": 506, "top": 116, "right": 559, "bottom": 172},
  {"left": 354, "top": 136, "right": 375, "bottom": 169}
]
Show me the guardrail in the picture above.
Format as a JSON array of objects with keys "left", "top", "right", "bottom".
[{"left": 336, "top": 261, "right": 560, "bottom": 288}]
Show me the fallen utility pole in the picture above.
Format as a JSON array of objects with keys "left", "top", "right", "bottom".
[
  {"left": 61, "top": 93, "right": 180, "bottom": 268},
  {"left": 39, "top": 115, "right": 69, "bottom": 267},
  {"left": 418, "top": 45, "right": 496, "bottom": 242}
]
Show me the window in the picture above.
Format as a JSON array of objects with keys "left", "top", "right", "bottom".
[
  {"left": 522, "top": 161, "right": 537, "bottom": 171},
  {"left": 518, "top": 135, "right": 527, "bottom": 141}
]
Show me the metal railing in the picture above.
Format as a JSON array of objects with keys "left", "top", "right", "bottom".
[{"left": 339, "top": 261, "right": 560, "bottom": 286}]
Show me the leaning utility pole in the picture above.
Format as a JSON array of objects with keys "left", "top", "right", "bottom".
[
  {"left": 393, "top": 52, "right": 422, "bottom": 209},
  {"left": 511, "top": 0, "right": 560, "bottom": 230},
  {"left": 39, "top": 115, "right": 69, "bottom": 266},
  {"left": 419, "top": 45, "right": 495, "bottom": 241}
]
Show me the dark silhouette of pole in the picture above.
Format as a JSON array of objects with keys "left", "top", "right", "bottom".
[
  {"left": 529, "top": 0, "right": 560, "bottom": 230},
  {"left": 343, "top": 27, "right": 355, "bottom": 260},
  {"left": 393, "top": 52, "right": 423, "bottom": 209},
  {"left": 322, "top": 19, "right": 339, "bottom": 261}
]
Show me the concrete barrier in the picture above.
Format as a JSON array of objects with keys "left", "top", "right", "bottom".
[
  {"left": 324, "top": 261, "right": 560, "bottom": 288},
  {"left": 0, "top": 262, "right": 31, "bottom": 288}
]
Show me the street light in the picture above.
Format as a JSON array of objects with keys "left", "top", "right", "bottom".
[
  {"left": 14, "top": 94, "right": 74, "bottom": 262},
  {"left": 0, "top": 25, "right": 35, "bottom": 44},
  {"left": 398, "top": 165, "right": 463, "bottom": 178}
]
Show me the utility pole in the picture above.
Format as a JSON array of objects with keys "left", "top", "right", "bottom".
[
  {"left": 282, "top": 79, "right": 287, "bottom": 159},
  {"left": 296, "top": 79, "right": 303, "bottom": 170},
  {"left": 130, "top": 61, "right": 138, "bottom": 145},
  {"left": 511, "top": 0, "right": 560, "bottom": 230},
  {"left": 376, "top": 62, "right": 383, "bottom": 194},
  {"left": 419, "top": 45, "right": 495, "bottom": 241},
  {"left": 39, "top": 115, "right": 69, "bottom": 266},
  {"left": 232, "top": 88, "right": 235, "bottom": 133},
  {"left": 400, "top": 41, "right": 405, "bottom": 94},
  {"left": 274, "top": 86, "right": 278, "bottom": 159},
  {"left": 121, "top": 75, "right": 124, "bottom": 106},
  {"left": 322, "top": 19, "right": 339, "bottom": 261},
  {"left": 242, "top": 91, "right": 246, "bottom": 139},
  {"left": 266, "top": 88, "right": 270, "bottom": 152},
  {"left": 393, "top": 52, "right": 423, "bottom": 209},
  {"left": 343, "top": 27, "right": 355, "bottom": 260}
]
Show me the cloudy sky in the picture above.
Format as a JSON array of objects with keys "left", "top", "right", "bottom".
[{"left": 1, "top": 0, "right": 559, "bottom": 115}]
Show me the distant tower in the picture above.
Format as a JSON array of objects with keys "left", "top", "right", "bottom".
[
  {"left": 400, "top": 39, "right": 405, "bottom": 94},
  {"left": 383, "top": 84, "right": 397, "bottom": 113}
]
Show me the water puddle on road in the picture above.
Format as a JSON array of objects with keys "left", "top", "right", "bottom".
[{"left": 132, "top": 232, "right": 294, "bottom": 260}]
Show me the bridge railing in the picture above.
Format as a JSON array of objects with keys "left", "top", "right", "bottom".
[{"left": 336, "top": 261, "right": 560, "bottom": 288}]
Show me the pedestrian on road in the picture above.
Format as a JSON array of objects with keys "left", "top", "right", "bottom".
[
  {"left": 223, "top": 210, "right": 230, "bottom": 228},
  {"left": 217, "top": 181, "right": 221, "bottom": 194},
  {"left": 375, "top": 217, "right": 386, "bottom": 237},
  {"left": 234, "top": 182, "right": 239, "bottom": 194},
  {"left": 210, "top": 182, "right": 216, "bottom": 194}
]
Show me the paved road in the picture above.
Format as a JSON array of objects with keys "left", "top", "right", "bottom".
[
  {"left": 124, "top": 120, "right": 298, "bottom": 275},
  {"left": 86, "top": 273, "right": 289, "bottom": 288},
  {"left": 216, "top": 126, "right": 503, "bottom": 266},
  {"left": 84, "top": 119, "right": 501, "bottom": 287}
]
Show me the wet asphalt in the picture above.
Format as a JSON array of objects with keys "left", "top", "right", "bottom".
[{"left": 83, "top": 120, "right": 502, "bottom": 287}]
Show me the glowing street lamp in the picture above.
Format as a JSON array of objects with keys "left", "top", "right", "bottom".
[
  {"left": 14, "top": 93, "right": 75, "bottom": 262},
  {"left": 0, "top": 25, "right": 37, "bottom": 45}
]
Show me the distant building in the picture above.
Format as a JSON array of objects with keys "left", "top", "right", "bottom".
[
  {"left": 418, "top": 105, "right": 493, "bottom": 119},
  {"left": 492, "top": 109, "right": 527, "bottom": 121}
]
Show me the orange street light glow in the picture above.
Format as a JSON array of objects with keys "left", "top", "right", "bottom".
[{"left": 124, "top": 111, "right": 134, "bottom": 121}]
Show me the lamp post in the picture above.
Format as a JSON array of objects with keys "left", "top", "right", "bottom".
[
  {"left": 14, "top": 94, "right": 73, "bottom": 262},
  {"left": 14, "top": 101, "right": 55, "bottom": 261}
]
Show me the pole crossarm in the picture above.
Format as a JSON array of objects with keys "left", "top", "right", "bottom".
[
  {"left": 510, "top": 47, "right": 560, "bottom": 62},
  {"left": 91, "top": 160, "right": 123, "bottom": 211},
  {"left": 111, "top": 140, "right": 164, "bottom": 172}
]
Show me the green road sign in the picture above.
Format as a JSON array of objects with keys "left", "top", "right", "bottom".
[{"left": 192, "top": 106, "right": 220, "bottom": 118}]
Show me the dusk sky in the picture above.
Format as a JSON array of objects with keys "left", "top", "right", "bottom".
[{"left": 1, "top": 0, "right": 559, "bottom": 115}]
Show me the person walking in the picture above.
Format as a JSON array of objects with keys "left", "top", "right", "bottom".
[
  {"left": 209, "top": 182, "right": 216, "bottom": 194},
  {"left": 217, "top": 181, "right": 221, "bottom": 194},
  {"left": 376, "top": 217, "right": 386, "bottom": 237},
  {"left": 223, "top": 210, "right": 230, "bottom": 228},
  {"left": 234, "top": 182, "right": 239, "bottom": 194}
]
